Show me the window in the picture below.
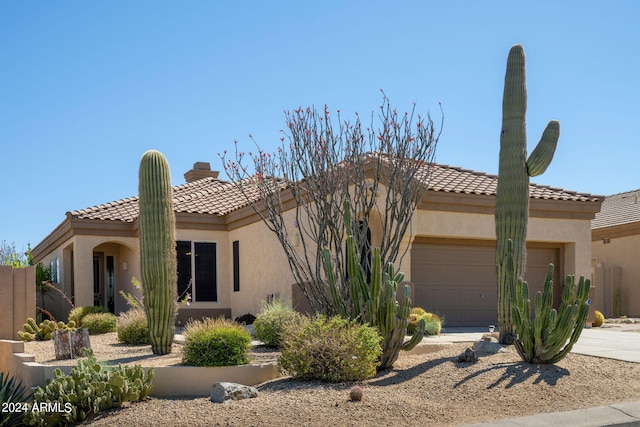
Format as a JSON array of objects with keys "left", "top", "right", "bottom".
[
  {"left": 176, "top": 241, "right": 217, "bottom": 302},
  {"left": 233, "top": 240, "right": 240, "bottom": 292}
]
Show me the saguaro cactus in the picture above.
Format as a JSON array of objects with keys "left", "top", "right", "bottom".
[
  {"left": 507, "top": 240, "right": 590, "bottom": 364},
  {"left": 139, "top": 150, "right": 177, "bottom": 355},
  {"left": 495, "top": 44, "right": 560, "bottom": 342},
  {"left": 323, "top": 201, "right": 425, "bottom": 370}
]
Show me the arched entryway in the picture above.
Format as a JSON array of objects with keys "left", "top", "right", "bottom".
[{"left": 92, "top": 241, "right": 137, "bottom": 315}]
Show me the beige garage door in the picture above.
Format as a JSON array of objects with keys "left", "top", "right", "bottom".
[{"left": 410, "top": 238, "right": 561, "bottom": 327}]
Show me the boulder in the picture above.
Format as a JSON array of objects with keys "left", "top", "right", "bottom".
[
  {"left": 473, "top": 340, "right": 508, "bottom": 356},
  {"left": 210, "top": 382, "right": 259, "bottom": 403}
]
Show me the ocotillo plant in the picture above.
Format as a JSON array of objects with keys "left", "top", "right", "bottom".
[
  {"left": 322, "top": 201, "right": 425, "bottom": 370},
  {"left": 496, "top": 44, "right": 560, "bottom": 343},
  {"left": 138, "top": 150, "right": 177, "bottom": 355},
  {"left": 507, "top": 240, "right": 590, "bottom": 364}
]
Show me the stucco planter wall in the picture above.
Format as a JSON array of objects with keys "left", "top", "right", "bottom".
[{"left": 0, "top": 339, "right": 280, "bottom": 398}]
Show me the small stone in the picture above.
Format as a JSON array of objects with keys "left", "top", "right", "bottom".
[
  {"left": 210, "top": 382, "right": 259, "bottom": 403},
  {"left": 457, "top": 348, "right": 478, "bottom": 363}
]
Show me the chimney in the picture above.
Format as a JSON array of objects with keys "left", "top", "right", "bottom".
[{"left": 184, "top": 162, "right": 219, "bottom": 183}]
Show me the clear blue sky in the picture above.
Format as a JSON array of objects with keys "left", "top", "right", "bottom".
[{"left": 1, "top": 1, "right": 639, "bottom": 252}]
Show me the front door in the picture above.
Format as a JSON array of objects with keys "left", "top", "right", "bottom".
[
  {"left": 93, "top": 253, "right": 116, "bottom": 313},
  {"left": 93, "top": 254, "right": 104, "bottom": 307}
]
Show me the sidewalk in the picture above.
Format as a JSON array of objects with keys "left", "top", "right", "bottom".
[{"left": 434, "top": 326, "right": 640, "bottom": 426}]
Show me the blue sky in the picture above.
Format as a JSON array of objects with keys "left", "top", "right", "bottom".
[{"left": 1, "top": 1, "right": 639, "bottom": 252}]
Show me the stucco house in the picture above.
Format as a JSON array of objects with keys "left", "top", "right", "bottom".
[
  {"left": 32, "top": 161, "right": 602, "bottom": 327},
  {"left": 591, "top": 189, "right": 640, "bottom": 318}
]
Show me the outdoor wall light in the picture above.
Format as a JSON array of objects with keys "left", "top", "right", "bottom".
[{"left": 122, "top": 262, "right": 128, "bottom": 271}]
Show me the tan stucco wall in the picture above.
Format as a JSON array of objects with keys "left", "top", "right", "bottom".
[
  {"left": 592, "top": 234, "right": 640, "bottom": 317},
  {"left": 228, "top": 211, "right": 296, "bottom": 317},
  {"left": 406, "top": 210, "right": 593, "bottom": 281}
]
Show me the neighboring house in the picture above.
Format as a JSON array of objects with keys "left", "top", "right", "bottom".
[
  {"left": 32, "top": 161, "right": 602, "bottom": 327},
  {"left": 591, "top": 189, "right": 640, "bottom": 318}
]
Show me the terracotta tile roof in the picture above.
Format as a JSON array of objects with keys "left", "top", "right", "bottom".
[
  {"left": 69, "top": 163, "right": 600, "bottom": 223},
  {"left": 591, "top": 189, "right": 640, "bottom": 229},
  {"left": 69, "top": 177, "right": 265, "bottom": 221},
  {"left": 425, "top": 164, "right": 600, "bottom": 202}
]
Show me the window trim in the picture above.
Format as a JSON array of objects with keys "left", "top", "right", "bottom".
[
  {"left": 233, "top": 240, "right": 240, "bottom": 292},
  {"left": 176, "top": 240, "right": 218, "bottom": 303}
]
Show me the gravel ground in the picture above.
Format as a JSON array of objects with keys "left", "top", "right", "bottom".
[{"left": 21, "top": 322, "right": 640, "bottom": 426}]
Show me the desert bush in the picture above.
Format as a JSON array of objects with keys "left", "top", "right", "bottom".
[
  {"left": 68, "top": 306, "right": 110, "bottom": 327},
  {"left": 279, "top": 315, "right": 382, "bottom": 382},
  {"left": 253, "top": 298, "right": 305, "bottom": 348},
  {"left": 117, "top": 308, "right": 150, "bottom": 345},
  {"left": 593, "top": 310, "right": 605, "bottom": 327},
  {"left": 182, "top": 317, "right": 251, "bottom": 367},
  {"left": 0, "top": 371, "right": 31, "bottom": 427},
  {"left": 24, "top": 349, "right": 153, "bottom": 426},
  {"left": 82, "top": 312, "right": 117, "bottom": 334}
]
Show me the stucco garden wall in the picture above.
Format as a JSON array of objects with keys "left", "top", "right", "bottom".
[
  {"left": 0, "top": 339, "right": 279, "bottom": 397},
  {"left": 0, "top": 266, "right": 36, "bottom": 340},
  {"left": 592, "top": 234, "right": 640, "bottom": 317}
]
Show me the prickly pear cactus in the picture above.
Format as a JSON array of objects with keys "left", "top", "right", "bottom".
[
  {"left": 138, "top": 150, "right": 177, "bottom": 355},
  {"left": 496, "top": 44, "right": 560, "bottom": 343},
  {"left": 24, "top": 349, "right": 154, "bottom": 426},
  {"left": 323, "top": 201, "right": 425, "bottom": 370}
]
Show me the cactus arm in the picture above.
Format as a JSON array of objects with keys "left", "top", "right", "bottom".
[
  {"left": 526, "top": 121, "right": 560, "bottom": 176},
  {"left": 509, "top": 237, "right": 590, "bottom": 363},
  {"left": 325, "top": 200, "right": 423, "bottom": 370},
  {"left": 496, "top": 44, "right": 560, "bottom": 343},
  {"left": 322, "top": 247, "right": 347, "bottom": 318}
]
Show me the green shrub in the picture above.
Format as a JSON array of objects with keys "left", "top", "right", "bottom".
[
  {"left": 117, "top": 308, "right": 150, "bottom": 345},
  {"left": 253, "top": 298, "right": 305, "bottom": 348},
  {"left": 23, "top": 349, "right": 153, "bottom": 426},
  {"left": 68, "top": 306, "right": 110, "bottom": 327},
  {"left": 182, "top": 318, "right": 251, "bottom": 367},
  {"left": 0, "top": 371, "right": 31, "bottom": 427},
  {"left": 279, "top": 315, "right": 382, "bottom": 382},
  {"left": 82, "top": 312, "right": 117, "bottom": 334}
]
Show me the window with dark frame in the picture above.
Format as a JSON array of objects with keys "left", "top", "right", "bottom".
[
  {"left": 176, "top": 240, "right": 218, "bottom": 302},
  {"left": 233, "top": 240, "right": 240, "bottom": 292}
]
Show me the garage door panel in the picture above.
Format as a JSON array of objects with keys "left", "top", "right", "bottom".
[{"left": 411, "top": 240, "right": 559, "bottom": 327}]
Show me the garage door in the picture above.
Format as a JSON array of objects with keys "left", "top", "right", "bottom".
[{"left": 410, "top": 238, "right": 561, "bottom": 327}]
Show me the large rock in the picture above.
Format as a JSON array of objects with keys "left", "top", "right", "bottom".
[
  {"left": 210, "top": 382, "right": 259, "bottom": 403},
  {"left": 473, "top": 340, "right": 508, "bottom": 356}
]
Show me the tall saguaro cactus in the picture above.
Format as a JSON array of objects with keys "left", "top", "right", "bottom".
[
  {"left": 496, "top": 44, "right": 560, "bottom": 343},
  {"left": 139, "top": 150, "right": 177, "bottom": 355}
]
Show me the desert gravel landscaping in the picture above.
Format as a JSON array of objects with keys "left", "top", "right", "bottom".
[{"left": 22, "top": 323, "right": 640, "bottom": 427}]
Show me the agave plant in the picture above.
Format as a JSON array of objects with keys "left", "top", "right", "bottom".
[{"left": 0, "top": 371, "right": 30, "bottom": 427}]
